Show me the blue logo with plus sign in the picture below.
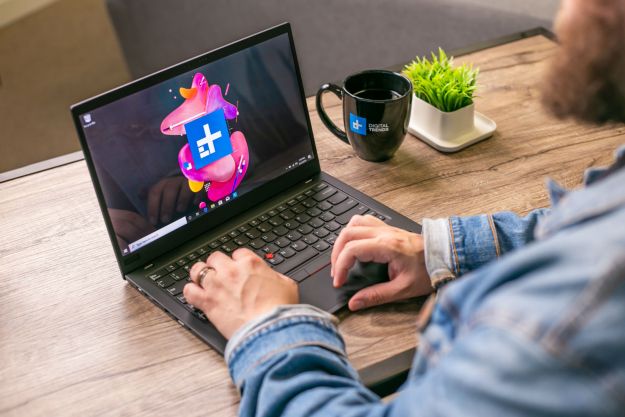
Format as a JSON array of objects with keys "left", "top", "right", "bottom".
[
  {"left": 349, "top": 113, "right": 367, "bottom": 136},
  {"left": 184, "top": 108, "right": 233, "bottom": 169}
]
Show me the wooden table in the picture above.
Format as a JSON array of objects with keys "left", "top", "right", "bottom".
[{"left": 2, "top": 32, "right": 624, "bottom": 417}]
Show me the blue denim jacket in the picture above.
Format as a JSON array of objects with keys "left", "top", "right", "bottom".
[{"left": 225, "top": 147, "right": 625, "bottom": 417}]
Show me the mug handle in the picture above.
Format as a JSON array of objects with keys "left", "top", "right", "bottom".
[{"left": 315, "top": 83, "right": 349, "bottom": 144}]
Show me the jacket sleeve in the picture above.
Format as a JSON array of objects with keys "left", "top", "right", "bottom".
[
  {"left": 227, "top": 303, "right": 592, "bottom": 417},
  {"left": 422, "top": 209, "right": 550, "bottom": 288}
]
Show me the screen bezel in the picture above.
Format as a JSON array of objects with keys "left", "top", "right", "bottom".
[{"left": 71, "top": 23, "right": 321, "bottom": 275}]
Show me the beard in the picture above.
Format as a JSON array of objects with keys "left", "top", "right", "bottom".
[{"left": 542, "top": 0, "right": 625, "bottom": 124}]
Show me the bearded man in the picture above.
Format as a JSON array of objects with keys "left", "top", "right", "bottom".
[{"left": 183, "top": 1, "right": 625, "bottom": 415}]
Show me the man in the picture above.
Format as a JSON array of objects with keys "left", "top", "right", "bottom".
[{"left": 183, "top": 0, "right": 625, "bottom": 415}]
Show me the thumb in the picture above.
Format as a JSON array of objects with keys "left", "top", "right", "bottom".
[{"left": 348, "top": 279, "right": 405, "bottom": 311}]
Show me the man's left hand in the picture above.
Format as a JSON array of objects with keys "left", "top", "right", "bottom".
[{"left": 184, "top": 249, "right": 299, "bottom": 339}]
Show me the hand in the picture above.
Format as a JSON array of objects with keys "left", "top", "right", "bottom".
[
  {"left": 183, "top": 249, "right": 299, "bottom": 339},
  {"left": 108, "top": 208, "right": 155, "bottom": 249},
  {"left": 147, "top": 176, "right": 196, "bottom": 225},
  {"left": 331, "top": 215, "right": 433, "bottom": 311}
]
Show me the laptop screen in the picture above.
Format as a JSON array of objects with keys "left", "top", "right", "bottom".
[{"left": 78, "top": 33, "right": 315, "bottom": 256}]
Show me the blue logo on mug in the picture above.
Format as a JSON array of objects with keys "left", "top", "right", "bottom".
[{"left": 349, "top": 113, "right": 367, "bottom": 136}]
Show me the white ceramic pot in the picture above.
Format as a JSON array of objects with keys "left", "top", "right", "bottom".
[{"left": 409, "top": 94, "right": 474, "bottom": 143}]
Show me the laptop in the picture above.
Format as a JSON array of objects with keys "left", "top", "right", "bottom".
[{"left": 71, "top": 23, "right": 421, "bottom": 354}]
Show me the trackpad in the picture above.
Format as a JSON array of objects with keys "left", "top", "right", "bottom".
[{"left": 299, "top": 264, "right": 365, "bottom": 313}]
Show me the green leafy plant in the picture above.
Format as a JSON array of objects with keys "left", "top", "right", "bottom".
[{"left": 403, "top": 48, "right": 478, "bottom": 113}]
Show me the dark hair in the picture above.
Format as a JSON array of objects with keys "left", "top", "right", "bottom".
[{"left": 542, "top": 0, "right": 625, "bottom": 124}]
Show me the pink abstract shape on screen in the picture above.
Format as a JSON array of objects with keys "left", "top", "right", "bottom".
[
  {"left": 206, "top": 131, "right": 249, "bottom": 202},
  {"left": 160, "top": 73, "right": 238, "bottom": 136}
]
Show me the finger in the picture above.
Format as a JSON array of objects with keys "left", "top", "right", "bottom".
[
  {"left": 189, "top": 261, "right": 208, "bottom": 285},
  {"left": 231, "top": 247, "right": 259, "bottom": 261},
  {"left": 331, "top": 226, "right": 383, "bottom": 281},
  {"left": 183, "top": 282, "right": 210, "bottom": 311},
  {"left": 348, "top": 279, "right": 406, "bottom": 311},
  {"left": 147, "top": 181, "right": 165, "bottom": 225},
  {"left": 205, "top": 251, "right": 236, "bottom": 278},
  {"left": 333, "top": 239, "right": 393, "bottom": 288},
  {"left": 159, "top": 180, "right": 179, "bottom": 224},
  {"left": 330, "top": 214, "right": 385, "bottom": 276}
]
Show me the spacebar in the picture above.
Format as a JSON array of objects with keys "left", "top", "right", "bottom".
[{"left": 274, "top": 247, "right": 318, "bottom": 274}]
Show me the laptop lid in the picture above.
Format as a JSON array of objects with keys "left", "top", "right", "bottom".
[{"left": 71, "top": 23, "right": 320, "bottom": 275}]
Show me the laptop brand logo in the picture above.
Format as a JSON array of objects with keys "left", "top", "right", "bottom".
[
  {"left": 184, "top": 108, "right": 233, "bottom": 169},
  {"left": 349, "top": 113, "right": 366, "bottom": 136}
]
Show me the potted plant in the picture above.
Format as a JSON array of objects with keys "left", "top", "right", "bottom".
[{"left": 403, "top": 48, "right": 495, "bottom": 152}]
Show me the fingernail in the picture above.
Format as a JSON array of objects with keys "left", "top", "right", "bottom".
[
  {"left": 330, "top": 267, "right": 334, "bottom": 277},
  {"left": 352, "top": 300, "right": 364, "bottom": 311}
]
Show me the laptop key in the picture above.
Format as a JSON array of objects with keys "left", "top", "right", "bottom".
[
  {"left": 221, "top": 241, "right": 238, "bottom": 253},
  {"left": 167, "top": 280, "right": 186, "bottom": 296},
  {"left": 196, "top": 247, "right": 208, "bottom": 256},
  {"left": 279, "top": 247, "right": 296, "bottom": 258},
  {"left": 295, "top": 213, "right": 311, "bottom": 223},
  {"left": 274, "top": 246, "right": 318, "bottom": 274},
  {"left": 275, "top": 237, "right": 291, "bottom": 248},
  {"left": 327, "top": 192, "right": 347, "bottom": 205},
  {"left": 147, "top": 269, "right": 167, "bottom": 281},
  {"left": 276, "top": 204, "right": 288, "bottom": 212},
  {"left": 249, "top": 238, "right": 265, "bottom": 249},
  {"left": 238, "top": 225, "right": 250, "bottom": 233},
  {"left": 176, "top": 258, "right": 188, "bottom": 267},
  {"left": 209, "top": 241, "right": 220, "bottom": 249},
  {"left": 304, "top": 189, "right": 315, "bottom": 196},
  {"left": 157, "top": 276, "right": 175, "bottom": 288},
  {"left": 248, "top": 219, "right": 260, "bottom": 227},
  {"left": 313, "top": 240, "right": 330, "bottom": 252},
  {"left": 267, "top": 209, "right": 278, "bottom": 217},
  {"left": 330, "top": 198, "right": 358, "bottom": 215},
  {"left": 286, "top": 230, "right": 302, "bottom": 241},
  {"left": 219, "top": 235, "right": 230, "bottom": 244},
  {"left": 170, "top": 269, "right": 189, "bottom": 281},
  {"left": 165, "top": 264, "right": 178, "bottom": 272},
  {"left": 326, "top": 234, "right": 339, "bottom": 245},
  {"left": 306, "top": 207, "right": 322, "bottom": 217},
  {"left": 313, "top": 182, "right": 328, "bottom": 191},
  {"left": 302, "top": 234, "right": 319, "bottom": 245},
  {"left": 336, "top": 204, "right": 369, "bottom": 225},
  {"left": 324, "top": 221, "right": 341, "bottom": 232},
  {"left": 283, "top": 220, "right": 300, "bottom": 230},
  {"left": 319, "top": 212, "right": 335, "bottom": 222},
  {"left": 228, "top": 230, "right": 240, "bottom": 238},
  {"left": 262, "top": 243, "right": 280, "bottom": 254},
  {"left": 290, "top": 240, "right": 308, "bottom": 251},
  {"left": 279, "top": 210, "right": 295, "bottom": 220},
  {"left": 246, "top": 229, "right": 261, "bottom": 239},
  {"left": 309, "top": 218, "right": 324, "bottom": 228},
  {"left": 297, "top": 224, "right": 313, "bottom": 235},
  {"left": 234, "top": 235, "right": 250, "bottom": 246},
  {"left": 176, "top": 295, "right": 187, "bottom": 305},
  {"left": 314, "top": 228, "right": 330, "bottom": 238},
  {"left": 291, "top": 204, "right": 306, "bottom": 214},
  {"left": 258, "top": 222, "right": 272, "bottom": 233},
  {"left": 274, "top": 225, "right": 289, "bottom": 236},
  {"left": 258, "top": 214, "right": 270, "bottom": 222},
  {"left": 268, "top": 216, "right": 283, "bottom": 226},
  {"left": 187, "top": 252, "right": 198, "bottom": 261},
  {"left": 317, "top": 201, "right": 332, "bottom": 211},
  {"left": 266, "top": 254, "right": 284, "bottom": 266},
  {"left": 261, "top": 232, "right": 277, "bottom": 242},
  {"left": 302, "top": 199, "right": 316, "bottom": 208},
  {"left": 313, "top": 187, "right": 337, "bottom": 202}
]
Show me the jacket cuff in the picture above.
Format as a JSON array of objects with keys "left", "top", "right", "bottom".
[
  {"left": 422, "top": 218, "right": 457, "bottom": 289},
  {"left": 449, "top": 214, "right": 500, "bottom": 276},
  {"left": 225, "top": 305, "right": 346, "bottom": 389}
]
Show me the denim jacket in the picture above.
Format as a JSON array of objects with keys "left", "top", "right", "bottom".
[{"left": 224, "top": 146, "right": 625, "bottom": 417}]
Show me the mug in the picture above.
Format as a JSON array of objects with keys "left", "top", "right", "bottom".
[{"left": 316, "top": 69, "right": 412, "bottom": 162}]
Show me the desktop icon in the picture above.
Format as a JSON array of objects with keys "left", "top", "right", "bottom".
[
  {"left": 225, "top": 196, "right": 230, "bottom": 202},
  {"left": 232, "top": 192, "right": 238, "bottom": 198},
  {"left": 218, "top": 200, "right": 223, "bottom": 206},
  {"left": 83, "top": 114, "right": 92, "bottom": 123},
  {"left": 210, "top": 203, "right": 216, "bottom": 209}
]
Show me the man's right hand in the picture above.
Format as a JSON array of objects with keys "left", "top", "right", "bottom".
[{"left": 331, "top": 215, "right": 433, "bottom": 311}]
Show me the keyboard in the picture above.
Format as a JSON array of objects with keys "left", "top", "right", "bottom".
[{"left": 143, "top": 181, "right": 387, "bottom": 320}]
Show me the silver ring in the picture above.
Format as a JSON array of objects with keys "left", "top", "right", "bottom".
[{"left": 197, "top": 266, "right": 215, "bottom": 288}]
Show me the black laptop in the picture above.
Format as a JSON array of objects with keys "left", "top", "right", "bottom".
[{"left": 71, "top": 23, "right": 421, "bottom": 354}]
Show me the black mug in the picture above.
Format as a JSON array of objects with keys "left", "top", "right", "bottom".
[{"left": 316, "top": 70, "right": 412, "bottom": 162}]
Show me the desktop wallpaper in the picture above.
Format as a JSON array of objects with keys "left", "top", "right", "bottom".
[{"left": 81, "top": 34, "right": 314, "bottom": 254}]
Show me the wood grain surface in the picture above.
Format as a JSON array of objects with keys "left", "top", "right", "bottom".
[{"left": 1, "top": 34, "right": 624, "bottom": 417}]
